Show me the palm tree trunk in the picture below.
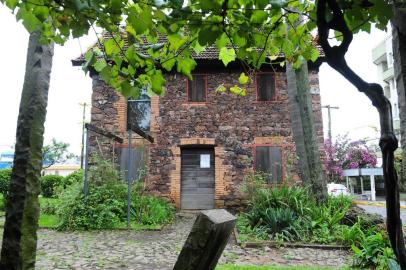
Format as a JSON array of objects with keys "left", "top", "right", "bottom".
[
  {"left": 286, "top": 62, "right": 327, "bottom": 201},
  {"left": 0, "top": 31, "right": 54, "bottom": 270},
  {"left": 392, "top": 2, "right": 406, "bottom": 191}
]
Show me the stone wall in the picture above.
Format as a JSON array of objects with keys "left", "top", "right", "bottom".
[
  {"left": 145, "top": 70, "right": 324, "bottom": 209},
  {"left": 89, "top": 76, "right": 149, "bottom": 169},
  {"left": 89, "top": 69, "right": 324, "bottom": 209}
]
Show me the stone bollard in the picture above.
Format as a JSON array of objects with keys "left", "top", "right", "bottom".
[{"left": 173, "top": 209, "right": 236, "bottom": 270}]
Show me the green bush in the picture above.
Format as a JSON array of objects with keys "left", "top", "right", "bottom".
[
  {"left": 131, "top": 194, "right": 175, "bottom": 225},
  {"left": 56, "top": 158, "right": 174, "bottom": 230},
  {"left": 56, "top": 181, "right": 175, "bottom": 230},
  {"left": 62, "top": 169, "right": 83, "bottom": 188},
  {"left": 57, "top": 182, "right": 127, "bottom": 230},
  {"left": 0, "top": 168, "right": 12, "bottom": 198},
  {"left": 40, "top": 198, "right": 60, "bottom": 215},
  {"left": 88, "top": 156, "right": 121, "bottom": 185},
  {"left": 236, "top": 214, "right": 269, "bottom": 242},
  {"left": 41, "top": 175, "right": 64, "bottom": 198},
  {"left": 352, "top": 231, "right": 397, "bottom": 270},
  {"left": 239, "top": 172, "right": 399, "bottom": 269},
  {"left": 241, "top": 174, "right": 315, "bottom": 242},
  {"left": 241, "top": 173, "right": 354, "bottom": 243}
]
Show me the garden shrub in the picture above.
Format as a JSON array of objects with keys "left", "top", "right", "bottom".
[
  {"left": 40, "top": 198, "right": 60, "bottom": 215},
  {"left": 0, "top": 168, "right": 11, "bottom": 202},
  {"left": 56, "top": 158, "right": 174, "bottom": 230},
  {"left": 62, "top": 169, "right": 83, "bottom": 188},
  {"left": 131, "top": 194, "right": 175, "bottom": 225},
  {"left": 238, "top": 172, "right": 400, "bottom": 269},
  {"left": 40, "top": 175, "right": 64, "bottom": 198},
  {"left": 88, "top": 155, "right": 121, "bottom": 185},
  {"left": 57, "top": 181, "right": 175, "bottom": 230},
  {"left": 352, "top": 231, "right": 397, "bottom": 270},
  {"left": 57, "top": 182, "right": 127, "bottom": 230},
  {"left": 236, "top": 214, "right": 269, "bottom": 242},
  {"left": 241, "top": 174, "right": 312, "bottom": 242}
]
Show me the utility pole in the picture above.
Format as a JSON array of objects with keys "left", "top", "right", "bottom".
[
  {"left": 322, "top": 105, "right": 339, "bottom": 143},
  {"left": 79, "top": 102, "right": 87, "bottom": 169}
]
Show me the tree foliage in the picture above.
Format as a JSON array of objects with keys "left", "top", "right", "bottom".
[
  {"left": 1, "top": 0, "right": 392, "bottom": 98},
  {"left": 42, "top": 138, "right": 74, "bottom": 168},
  {"left": 2, "top": 0, "right": 403, "bottom": 267}
]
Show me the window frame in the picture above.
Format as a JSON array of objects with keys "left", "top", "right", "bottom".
[
  {"left": 187, "top": 74, "right": 208, "bottom": 103},
  {"left": 255, "top": 72, "right": 277, "bottom": 102},
  {"left": 127, "top": 91, "right": 151, "bottom": 132},
  {"left": 115, "top": 144, "right": 148, "bottom": 181},
  {"left": 253, "top": 144, "right": 285, "bottom": 184}
]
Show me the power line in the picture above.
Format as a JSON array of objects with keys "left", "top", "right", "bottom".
[
  {"left": 322, "top": 105, "right": 339, "bottom": 143},
  {"left": 79, "top": 102, "right": 88, "bottom": 169}
]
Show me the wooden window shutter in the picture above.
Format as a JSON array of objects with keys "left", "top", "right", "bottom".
[
  {"left": 257, "top": 73, "right": 275, "bottom": 101},
  {"left": 188, "top": 75, "right": 206, "bottom": 102},
  {"left": 255, "top": 146, "right": 282, "bottom": 183}
]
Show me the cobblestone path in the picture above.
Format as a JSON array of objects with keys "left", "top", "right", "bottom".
[{"left": 1, "top": 214, "right": 352, "bottom": 269}]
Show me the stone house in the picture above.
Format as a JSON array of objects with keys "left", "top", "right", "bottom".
[{"left": 72, "top": 43, "right": 324, "bottom": 210}]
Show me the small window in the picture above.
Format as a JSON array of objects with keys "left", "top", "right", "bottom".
[
  {"left": 255, "top": 146, "right": 282, "bottom": 184},
  {"left": 257, "top": 73, "right": 276, "bottom": 101},
  {"left": 127, "top": 88, "right": 150, "bottom": 132},
  {"left": 188, "top": 75, "right": 207, "bottom": 102}
]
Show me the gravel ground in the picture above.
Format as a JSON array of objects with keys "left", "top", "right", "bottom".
[{"left": 0, "top": 213, "right": 352, "bottom": 269}]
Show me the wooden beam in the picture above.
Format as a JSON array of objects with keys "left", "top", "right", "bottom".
[
  {"left": 85, "top": 123, "right": 123, "bottom": 143},
  {"left": 127, "top": 122, "right": 154, "bottom": 143}
]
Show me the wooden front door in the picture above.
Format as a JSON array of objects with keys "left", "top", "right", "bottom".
[{"left": 181, "top": 148, "right": 215, "bottom": 210}]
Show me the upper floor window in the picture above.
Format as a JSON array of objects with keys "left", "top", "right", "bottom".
[
  {"left": 188, "top": 74, "right": 207, "bottom": 102},
  {"left": 127, "top": 88, "right": 150, "bottom": 132},
  {"left": 255, "top": 146, "right": 282, "bottom": 184},
  {"left": 256, "top": 73, "right": 276, "bottom": 101}
]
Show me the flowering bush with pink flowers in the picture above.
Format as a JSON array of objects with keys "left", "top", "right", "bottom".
[
  {"left": 324, "top": 139, "right": 343, "bottom": 181},
  {"left": 324, "top": 135, "right": 377, "bottom": 181},
  {"left": 342, "top": 143, "right": 377, "bottom": 169}
]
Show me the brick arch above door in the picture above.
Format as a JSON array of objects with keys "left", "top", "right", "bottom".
[{"left": 168, "top": 138, "right": 227, "bottom": 209}]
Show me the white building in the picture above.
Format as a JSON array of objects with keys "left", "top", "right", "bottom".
[
  {"left": 372, "top": 33, "right": 401, "bottom": 137},
  {"left": 42, "top": 164, "right": 80, "bottom": 177}
]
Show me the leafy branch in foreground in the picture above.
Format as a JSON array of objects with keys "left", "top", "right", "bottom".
[
  {"left": 316, "top": 0, "right": 404, "bottom": 267},
  {"left": 0, "top": 0, "right": 398, "bottom": 268}
]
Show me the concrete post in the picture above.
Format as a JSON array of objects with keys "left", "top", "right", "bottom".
[
  {"left": 370, "top": 174, "right": 376, "bottom": 201},
  {"left": 173, "top": 209, "right": 236, "bottom": 270}
]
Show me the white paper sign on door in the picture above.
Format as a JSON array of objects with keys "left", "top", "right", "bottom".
[{"left": 200, "top": 154, "right": 210, "bottom": 168}]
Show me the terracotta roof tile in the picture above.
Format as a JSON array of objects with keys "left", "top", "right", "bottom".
[{"left": 72, "top": 30, "right": 324, "bottom": 65}]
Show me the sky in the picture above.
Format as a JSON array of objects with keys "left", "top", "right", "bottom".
[
  {"left": 318, "top": 29, "right": 387, "bottom": 144},
  {"left": 0, "top": 5, "right": 389, "bottom": 155},
  {"left": 0, "top": 6, "right": 96, "bottom": 155}
]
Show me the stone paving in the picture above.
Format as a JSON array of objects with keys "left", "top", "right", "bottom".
[{"left": 1, "top": 214, "right": 352, "bottom": 269}]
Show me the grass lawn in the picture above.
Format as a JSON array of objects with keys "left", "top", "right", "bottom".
[
  {"left": 38, "top": 214, "right": 59, "bottom": 228},
  {"left": 216, "top": 266, "right": 350, "bottom": 270},
  {"left": 0, "top": 196, "right": 163, "bottom": 231},
  {"left": 115, "top": 222, "right": 162, "bottom": 231}
]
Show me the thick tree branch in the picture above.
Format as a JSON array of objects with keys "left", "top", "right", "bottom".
[{"left": 317, "top": 0, "right": 406, "bottom": 267}]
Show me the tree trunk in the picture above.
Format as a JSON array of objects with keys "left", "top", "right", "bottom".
[
  {"left": 392, "top": 2, "right": 406, "bottom": 192},
  {"left": 317, "top": 0, "right": 406, "bottom": 266},
  {"left": 0, "top": 31, "right": 54, "bottom": 270},
  {"left": 286, "top": 62, "right": 327, "bottom": 201}
]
